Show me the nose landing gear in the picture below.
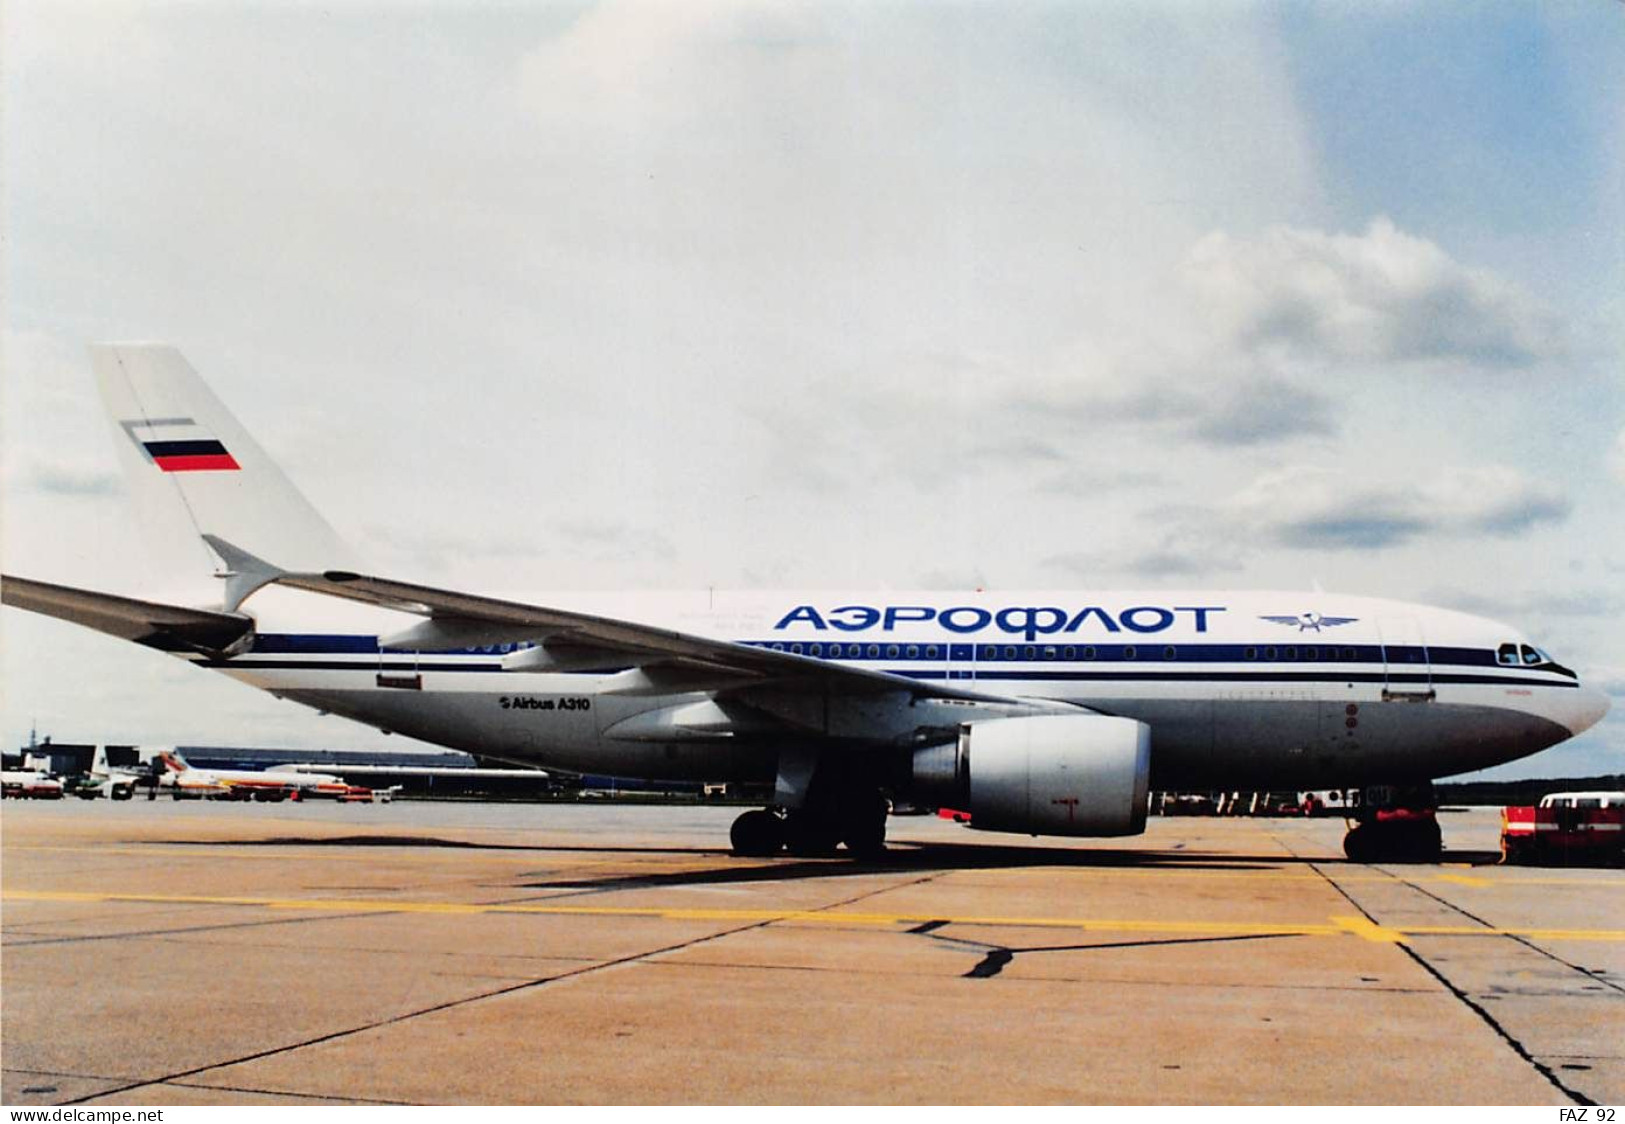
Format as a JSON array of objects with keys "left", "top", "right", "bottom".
[{"left": 1343, "top": 785, "right": 1443, "bottom": 862}]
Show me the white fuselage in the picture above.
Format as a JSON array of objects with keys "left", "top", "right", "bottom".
[{"left": 175, "top": 588, "right": 1607, "bottom": 790}]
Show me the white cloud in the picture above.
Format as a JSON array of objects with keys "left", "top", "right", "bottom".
[
  {"left": 960, "top": 216, "right": 1573, "bottom": 461},
  {"left": 1227, "top": 464, "right": 1571, "bottom": 550},
  {"left": 1181, "top": 217, "right": 1567, "bottom": 369},
  {"left": 1610, "top": 428, "right": 1625, "bottom": 485}
]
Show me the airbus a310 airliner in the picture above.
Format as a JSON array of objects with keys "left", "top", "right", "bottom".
[{"left": 2, "top": 346, "right": 1608, "bottom": 860}]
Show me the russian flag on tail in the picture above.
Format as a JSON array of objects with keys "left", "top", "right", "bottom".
[
  {"left": 123, "top": 417, "right": 241, "bottom": 472},
  {"left": 144, "top": 438, "right": 240, "bottom": 472}
]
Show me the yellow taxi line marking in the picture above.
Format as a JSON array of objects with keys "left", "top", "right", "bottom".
[
  {"left": 5, "top": 889, "right": 1623, "bottom": 943},
  {"left": 1435, "top": 874, "right": 1494, "bottom": 887},
  {"left": 1331, "top": 915, "right": 1406, "bottom": 943}
]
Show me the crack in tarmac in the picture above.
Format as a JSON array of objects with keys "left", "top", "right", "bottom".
[
  {"left": 55, "top": 865, "right": 947, "bottom": 1106},
  {"left": 1297, "top": 851, "right": 1599, "bottom": 1107}
]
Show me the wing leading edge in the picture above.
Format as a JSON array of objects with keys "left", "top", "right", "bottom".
[
  {"left": 0, "top": 575, "right": 253, "bottom": 655},
  {"left": 275, "top": 567, "right": 1021, "bottom": 705}
]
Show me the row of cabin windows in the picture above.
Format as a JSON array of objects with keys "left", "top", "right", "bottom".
[
  {"left": 774, "top": 642, "right": 944, "bottom": 660},
  {"left": 763, "top": 642, "right": 1368, "bottom": 662},
  {"left": 471, "top": 639, "right": 1544, "bottom": 668},
  {"left": 1243, "top": 646, "right": 1361, "bottom": 662}
]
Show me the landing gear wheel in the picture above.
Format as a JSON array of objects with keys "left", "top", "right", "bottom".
[
  {"left": 1343, "top": 816, "right": 1443, "bottom": 863},
  {"left": 730, "top": 809, "right": 785, "bottom": 857},
  {"left": 839, "top": 792, "right": 890, "bottom": 859},
  {"left": 1343, "top": 823, "right": 1377, "bottom": 862},
  {"left": 783, "top": 810, "right": 841, "bottom": 857}
]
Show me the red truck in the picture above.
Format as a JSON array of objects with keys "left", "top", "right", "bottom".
[{"left": 1501, "top": 791, "right": 1624, "bottom": 866}]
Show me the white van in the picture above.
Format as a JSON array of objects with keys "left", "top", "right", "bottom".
[{"left": 1537, "top": 791, "right": 1625, "bottom": 810}]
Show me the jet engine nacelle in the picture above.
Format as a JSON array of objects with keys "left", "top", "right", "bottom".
[{"left": 910, "top": 713, "right": 1151, "bottom": 837}]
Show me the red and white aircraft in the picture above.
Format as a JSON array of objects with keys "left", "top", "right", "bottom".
[{"left": 155, "top": 750, "right": 361, "bottom": 801}]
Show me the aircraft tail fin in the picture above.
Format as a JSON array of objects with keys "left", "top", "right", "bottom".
[{"left": 90, "top": 344, "right": 360, "bottom": 608}]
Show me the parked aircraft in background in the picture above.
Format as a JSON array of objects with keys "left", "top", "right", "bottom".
[
  {"left": 0, "top": 345, "right": 1609, "bottom": 859},
  {"left": 82, "top": 745, "right": 146, "bottom": 800},
  {"left": 155, "top": 749, "right": 355, "bottom": 801}
]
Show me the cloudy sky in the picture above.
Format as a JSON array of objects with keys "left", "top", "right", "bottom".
[{"left": 4, "top": 1, "right": 1622, "bottom": 778}]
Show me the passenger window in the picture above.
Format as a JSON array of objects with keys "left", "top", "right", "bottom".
[
  {"left": 1044, "top": 646, "right": 1057, "bottom": 660},
  {"left": 1083, "top": 646, "right": 1097, "bottom": 660},
  {"left": 867, "top": 644, "right": 880, "bottom": 658},
  {"left": 1003, "top": 646, "right": 1017, "bottom": 660},
  {"left": 1163, "top": 646, "right": 1176, "bottom": 660},
  {"left": 926, "top": 645, "right": 939, "bottom": 659},
  {"left": 906, "top": 645, "right": 919, "bottom": 659},
  {"left": 1305, "top": 647, "right": 1318, "bottom": 660},
  {"left": 1245, "top": 647, "right": 1257, "bottom": 660},
  {"left": 790, "top": 644, "right": 803, "bottom": 655},
  {"left": 1284, "top": 646, "right": 1297, "bottom": 660},
  {"left": 886, "top": 645, "right": 899, "bottom": 658},
  {"left": 1122, "top": 646, "right": 1137, "bottom": 660},
  {"left": 980, "top": 645, "right": 997, "bottom": 660},
  {"left": 1023, "top": 645, "right": 1035, "bottom": 660},
  {"left": 1063, "top": 646, "right": 1076, "bottom": 660},
  {"left": 1264, "top": 647, "right": 1277, "bottom": 660},
  {"left": 810, "top": 643, "right": 823, "bottom": 657}
]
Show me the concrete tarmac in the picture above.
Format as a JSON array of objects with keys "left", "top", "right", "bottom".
[{"left": 2, "top": 800, "right": 1620, "bottom": 1106}]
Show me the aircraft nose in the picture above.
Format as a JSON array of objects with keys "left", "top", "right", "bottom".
[{"left": 1565, "top": 683, "right": 1611, "bottom": 736}]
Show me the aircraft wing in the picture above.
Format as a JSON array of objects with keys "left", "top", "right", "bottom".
[
  {"left": 275, "top": 569, "right": 1015, "bottom": 704},
  {"left": 0, "top": 575, "right": 253, "bottom": 655}
]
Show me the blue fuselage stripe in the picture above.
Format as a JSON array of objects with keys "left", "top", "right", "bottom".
[{"left": 216, "top": 634, "right": 1576, "bottom": 689}]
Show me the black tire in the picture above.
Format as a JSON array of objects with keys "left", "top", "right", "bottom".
[
  {"left": 1343, "top": 824, "right": 1375, "bottom": 862},
  {"left": 730, "top": 809, "right": 785, "bottom": 857},
  {"left": 839, "top": 792, "right": 890, "bottom": 859},
  {"left": 783, "top": 811, "right": 841, "bottom": 857},
  {"left": 1402, "top": 818, "right": 1443, "bottom": 863},
  {"left": 1345, "top": 818, "right": 1442, "bottom": 863}
]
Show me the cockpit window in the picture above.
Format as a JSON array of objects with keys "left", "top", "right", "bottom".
[{"left": 1501, "top": 642, "right": 1560, "bottom": 668}]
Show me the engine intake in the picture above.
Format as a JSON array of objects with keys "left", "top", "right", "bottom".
[{"left": 910, "top": 713, "right": 1151, "bottom": 837}]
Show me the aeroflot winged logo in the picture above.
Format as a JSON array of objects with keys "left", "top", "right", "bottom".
[
  {"left": 120, "top": 417, "right": 241, "bottom": 473},
  {"left": 1259, "top": 611, "right": 1358, "bottom": 632}
]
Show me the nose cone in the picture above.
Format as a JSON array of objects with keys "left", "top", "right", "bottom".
[{"left": 1564, "top": 683, "right": 1611, "bottom": 737}]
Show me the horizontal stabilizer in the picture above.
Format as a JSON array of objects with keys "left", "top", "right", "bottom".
[{"left": 1, "top": 575, "right": 253, "bottom": 656}]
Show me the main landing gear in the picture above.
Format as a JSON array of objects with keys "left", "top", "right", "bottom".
[
  {"left": 1342, "top": 784, "right": 1443, "bottom": 863},
  {"left": 730, "top": 790, "right": 890, "bottom": 859}
]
